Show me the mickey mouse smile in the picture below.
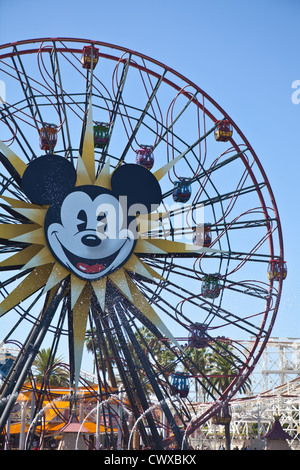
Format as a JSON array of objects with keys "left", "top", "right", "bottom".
[{"left": 58, "top": 237, "right": 126, "bottom": 275}]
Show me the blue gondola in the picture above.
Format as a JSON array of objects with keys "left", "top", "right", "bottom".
[
  {"left": 0, "top": 356, "right": 14, "bottom": 378},
  {"left": 170, "top": 372, "right": 190, "bottom": 398},
  {"left": 172, "top": 178, "right": 191, "bottom": 203}
]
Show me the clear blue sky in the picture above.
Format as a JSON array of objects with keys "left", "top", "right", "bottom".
[{"left": 0, "top": 0, "right": 299, "bottom": 342}]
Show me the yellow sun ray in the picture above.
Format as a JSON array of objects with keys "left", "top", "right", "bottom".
[
  {"left": 0, "top": 223, "right": 40, "bottom": 240},
  {"left": 70, "top": 274, "right": 87, "bottom": 309},
  {"left": 77, "top": 99, "right": 96, "bottom": 184},
  {"left": 108, "top": 269, "right": 133, "bottom": 302},
  {"left": 95, "top": 156, "right": 111, "bottom": 190},
  {"left": 43, "top": 262, "right": 69, "bottom": 293},
  {"left": 0, "top": 195, "right": 44, "bottom": 210},
  {"left": 10, "top": 226, "right": 46, "bottom": 245},
  {"left": 0, "top": 264, "right": 53, "bottom": 317},
  {"left": 124, "top": 254, "right": 164, "bottom": 281},
  {"left": 0, "top": 244, "right": 42, "bottom": 269},
  {"left": 9, "top": 207, "right": 47, "bottom": 226},
  {"left": 7, "top": 208, "right": 47, "bottom": 227},
  {"left": 153, "top": 153, "right": 184, "bottom": 182},
  {"left": 137, "top": 211, "right": 170, "bottom": 222},
  {"left": 91, "top": 277, "right": 107, "bottom": 311},
  {"left": 125, "top": 273, "right": 183, "bottom": 352},
  {"left": 76, "top": 156, "right": 93, "bottom": 186},
  {"left": 22, "top": 246, "right": 54, "bottom": 271},
  {"left": 136, "top": 237, "right": 224, "bottom": 255},
  {"left": 44, "top": 285, "right": 62, "bottom": 309},
  {"left": 73, "top": 283, "right": 91, "bottom": 391},
  {"left": 136, "top": 218, "right": 162, "bottom": 236},
  {"left": 0, "top": 140, "right": 28, "bottom": 178},
  {"left": 134, "top": 238, "right": 167, "bottom": 254},
  {"left": 136, "top": 211, "right": 170, "bottom": 239}
]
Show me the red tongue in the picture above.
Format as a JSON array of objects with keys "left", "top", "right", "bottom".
[{"left": 77, "top": 262, "right": 104, "bottom": 274}]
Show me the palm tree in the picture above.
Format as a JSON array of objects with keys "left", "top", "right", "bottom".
[
  {"left": 207, "top": 343, "right": 251, "bottom": 450},
  {"left": 85, "top": 327, "right": 118, "bottom": 389},
  {"left": 33, "top": 348, "right": 69, "bottom": 387},
  {"left": 136, "top": 327, "right": 176, "bottom": 365},
  {"left": 183, "top": 347, "right": 212, "bottom": 401},
  {"left": 134, "top": 327, "right": 177, "bottom": 387}
]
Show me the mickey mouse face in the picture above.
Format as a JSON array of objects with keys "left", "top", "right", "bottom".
[
  {"left": 45, "top": 186, "right": 136, "bottom": 280},
  {"left": 21, "top": 155, "right": 162, "bottom": 281}
]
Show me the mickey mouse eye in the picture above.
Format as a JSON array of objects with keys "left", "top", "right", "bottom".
[{"left": 77, "top": 209, "right": 87, "bottom": 232}]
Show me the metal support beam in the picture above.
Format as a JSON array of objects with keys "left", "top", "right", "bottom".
[
  {"left": 106, "top": 284, "right": 163, "bottom": 449},
  {"left": 91, "top": 294, "right": 148, "bottom": 448},
  {"left": 119, "top": 70, "right": 167, "bottom": 165},
  {"left": 0, "top": 278, "right": 68, "bottom": 435},
  {"left": 116, "top": 301, "right": 186, "bottom": 449},
  {"left": 49, "top": 43, "right": 73, "bottom": 160},
  {"left": 98, "top": 54, "right": 132, "bottom": 167}
]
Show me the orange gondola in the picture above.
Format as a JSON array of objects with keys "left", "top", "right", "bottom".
[
  {"left": 214, "top": 119, "right": 233, "bottom": 142},
  {"left": 39, "top": 123, "right": 58, "bottom": 151},
  {"left": 81, "top": 45, "right": 99, "bottom": 69}
]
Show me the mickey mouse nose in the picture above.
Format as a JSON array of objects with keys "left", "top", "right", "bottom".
[{"left": 81, "top": 234, "right": 101, "bottom": 247}]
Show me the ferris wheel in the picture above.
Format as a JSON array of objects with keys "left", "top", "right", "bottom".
[{"left": 0, "top": 38, "right": 286, "bottom": 450}]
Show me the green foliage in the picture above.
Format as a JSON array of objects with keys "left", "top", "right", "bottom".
[
  {"left": 33, "top": 348, "right": 69, "bottom": 387},
  {"left": 206, "top": 343, "right": 252, "bottom": 396}
]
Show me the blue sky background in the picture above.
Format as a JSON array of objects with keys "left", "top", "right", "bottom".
[{"left": 0, "top": 0, "right": 299, "bottom": 344}]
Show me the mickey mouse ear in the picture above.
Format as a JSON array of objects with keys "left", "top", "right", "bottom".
[
  {"left": 21, "top": 154, "right": 77, "bottom": 205},
  {"left": 111, "top": 164, "right": 162, "bottom": 213}
]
